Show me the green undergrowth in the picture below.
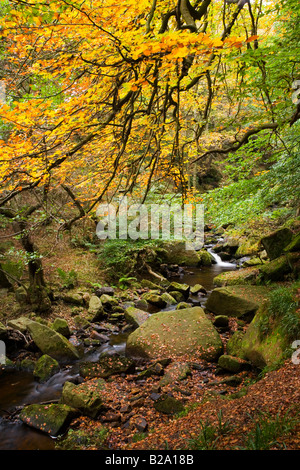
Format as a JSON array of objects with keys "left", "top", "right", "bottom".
[
  {"left": 188, "top": 410, "right": 234, "bottom": 450},
  {"left": 198, "top": 149, "right": 300, "bottom": 228},
  {"left": 97, "top": 238, "right": 167, "bottom": 279},
  {"left": 257, "top": 280, "right": 300, "bottom": 343},
  {"left": 240, "top": 408, "right": 299, "bottom": 450}
]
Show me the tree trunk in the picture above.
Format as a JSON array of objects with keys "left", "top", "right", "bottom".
[{"left": 16, "top": 220, "right": 51, "bottom": 312}]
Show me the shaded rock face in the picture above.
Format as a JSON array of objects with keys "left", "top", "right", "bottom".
[
  {"left": 239, "top": 305, "right": 288, "bottom": 369},
  {"left": 225, "top": 302, "right": 290, "bottom": 369},
  {"left": 126, "top": 307, "right": 223, "bottom": 361},
  {"left": 261, "top": 228, "right": 293, "bottom": 260}
]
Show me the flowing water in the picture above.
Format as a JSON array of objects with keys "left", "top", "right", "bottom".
[{"left": 0, "top": 249, "right": 236, "bottom": 450}]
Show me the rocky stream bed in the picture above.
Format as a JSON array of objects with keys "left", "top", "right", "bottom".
[{"left": 0, "top": 227, "right": 299, "bottom": 450}]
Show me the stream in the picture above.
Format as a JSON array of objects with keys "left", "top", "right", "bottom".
[{"left": 0, "top": 246, "right": 237, "bottom": 450}]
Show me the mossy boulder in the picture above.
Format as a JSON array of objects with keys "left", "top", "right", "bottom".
[
  {"left": 140, "top": 279, "right": 162, "bottom": 290},
  {"left": 168, "top": 291, "right": 185, "bottom": 302},
  {"left": 238, "top": 305, "right": 289, "bottom": 369},
  {"left": 226, "top": 330, "right": 247, "bottom": 359},
  {"left": 20, "top": 358, "right": 36, "bottom": 371},
  {"left": 20, "top": 403, "right": 78, "bottom": 436},
  {"left": 190, "top": 284, "right": 207, "bottom": 295},
  {"left": 100, "top": 294, "right": 119, "bottom": 310},
  {"left": 88, "top": 295, "right": 104, "bottom": 321},
  {"left": 175, "top": 302, "right": 191, "bottom": 310},
  {"left": 27, "top": 320, "right": 80, "bottom": 361},
  {"left": 217, "top": 354, "right": 250, "bottom": 373},
  {"left": 159, "top": 241, "right": 201, "bottom": 266},
  {"left": 61, "top": 292, "right": 84, "bottom": 306},
  {"left": 260, "top": 228, "right": 293, "bottom": 260},
  {"left": 222, "top": 236, "right": 240, "bottom": 254},
  {"left": 160, "top": 292, "right": 177, "bottom": 305},
  {"left": 60, "top": 379, "right": 106, "bottom": 418},
  {"left": 73, "top": 315, "right": 90, "bottom": 330},
  {"left": 52, "top": 318, "right": 71, "bottom": 338},
  {"left": 33, "top": 354, "right": 60, "bottom": 382},
  {"left": 124, "top": 306, "right": 150, "bottom": 329},
  {"left": 242, "top": 257, "right": 264, "bottom": 267},
  {"left": 126, "top": 307, "right": 223, "bottom": 361},
  {"left": 225, "top": 303, "right": 290, "bottom": 369},
  {"left": 198, "top": 249, "right": 213, "bottom": 266},
  {"left": 235, "top": 240, "right": 260, "bottom": 258},
  {"left": 283, "top": 232, "right": 300, "bottom": 253},
  {"left": 205, "top": 286, "right": 269, "bottom": 320},
  {"left": 258, "top": 254, "right": 297, "bottom": 281},
  {"left": 141, "top": 292, "right": 167, "bottom": 309},
  {"left": 213, "top": 267, "right": 259, "bottom": 286},
  {"left": 167, "top": 281, "right": 190, "bottom": 298}
]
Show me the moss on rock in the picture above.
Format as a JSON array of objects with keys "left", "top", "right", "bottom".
[
  {"left": 60, "top": 379, "right": 106, "bottom": 418},
  {"left": 126, "top": 307, "right": 223, "bottom": 361},
  {"left": 20, "top": 403, "right": 78, "bottom": 436},
  {"left": 33, "top": 354, "right": 60, "bottom": 382}
]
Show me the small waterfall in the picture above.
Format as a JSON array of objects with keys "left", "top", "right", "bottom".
[{"left": 207, "top": 248, "right": 236, "bottom": 267}]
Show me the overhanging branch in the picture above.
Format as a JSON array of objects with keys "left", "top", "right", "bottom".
[{"left": 191, "top": 122, "right": 278, "bottom": 163}]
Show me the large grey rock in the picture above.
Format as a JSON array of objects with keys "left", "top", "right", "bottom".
[
  {"left": 126, "top": 307, "right": 223, "bottom": 361},
  {"left": 205, "top": 286, "right": 269, "bottom": 320},
  {"left": 27, "top": 320, "right": 80, "bottom": 361}
]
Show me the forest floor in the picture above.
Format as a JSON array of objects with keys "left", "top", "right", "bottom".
[
  {"left": 67, "top": 358, "right": 300, "bottom": 451},
  {"left": 126, "top": 359, "right": 300, "bottom": 450}
]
